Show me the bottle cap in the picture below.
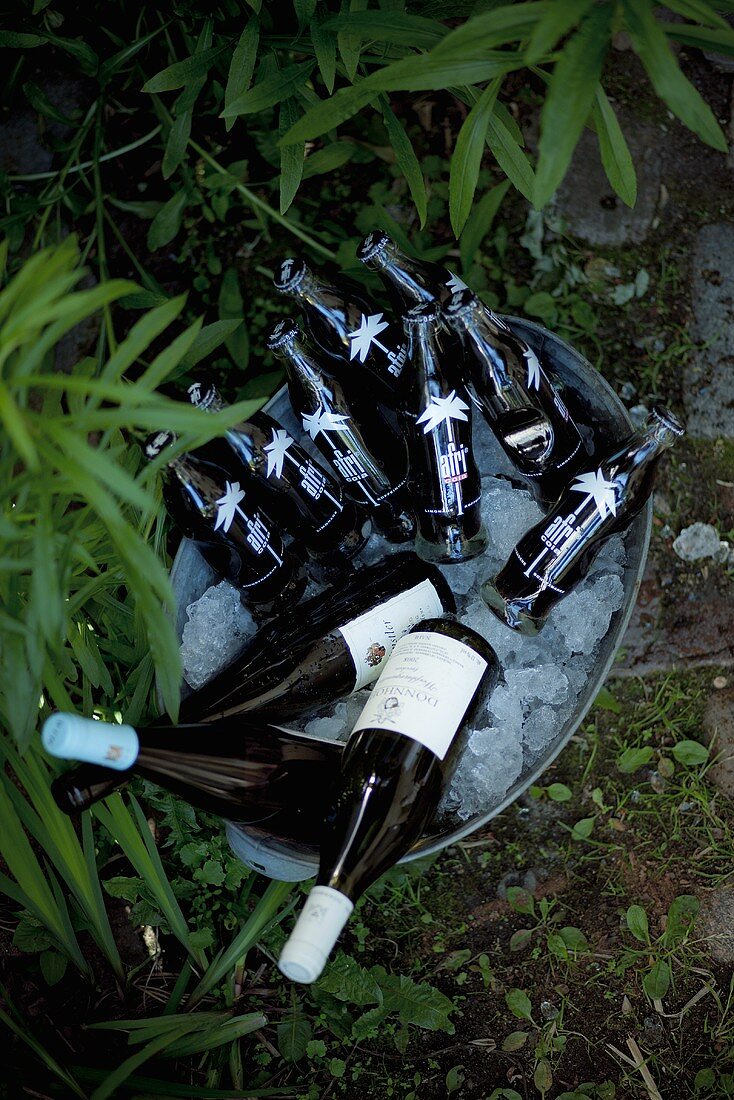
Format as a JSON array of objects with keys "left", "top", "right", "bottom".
[
  {"left": 143, "top": 430, "right": 176, "bottom": 460},
  {"left": 267, "top": 317, "right": 301, "bottom": 353},
  {"left": 278, "top": 886, "right": 354, "bottom": 983},
  {"left": 650, "top": 405, "right": 685, "bottom": 437},
  {"left": 42, "top": 713, "right": 140, "bottom": 771},
  {"left": 357, "top": 230, "right": 392, "bottom": 265},
  {"left": 403, "top": 300, "right": 441, "bottom": 328},
  {"left": 274, "top": 257, "right": 308, "bottom": 293},
  {"left": 443, "top": 288, "right": 476, "bottom": 321},
  {"left": 187, "top": 380, "right": 221, "bottom": 410}
]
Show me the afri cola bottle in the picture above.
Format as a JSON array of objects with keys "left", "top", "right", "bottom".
[
  {"left": 482, "top": 406, "right": 684, "bottom": 634},
  {"left": 444, "top": 289, "right": 585, "bottom": 504},
  {"left": 278, "top": 618, "right": 499, "bottom": 983},
  {"left": 402, "top": 302, "right": 487, "bottom": 563},
  {"left": 180, "top": 552, "right": 455, "bottom": 723},
  {"left": 273, "top": 256, "right": 408, "bottom": 403},
  {"left": 144, "top": 431, "right": 306, "bottom": 612},
  {"left": 187, "top": 380, "right": 369, "bottom": 565},
  {"left": 43, "top": 713, "right": 341, "bottom": 849},
  {"left": 267, "top": 318, "right": 416, "bottom": 543},
  {"left": 357, "top": 229, "right": 468, "bottom": 311}
]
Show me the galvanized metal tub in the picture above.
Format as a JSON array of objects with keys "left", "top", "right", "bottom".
[{"left": 168, "top": 318, "right": 651, "bottom": 881}]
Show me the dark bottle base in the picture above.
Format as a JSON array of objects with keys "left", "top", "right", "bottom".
[
  {"left": 371, "top": 504, "right": 417, "bottom": 543},
  {"left": 480, "top": 578, "right": 544, "bottom": 635},
  {"left": 307, "top": 516, "right": 372, "bottom": 568},
  {"left": 416, "top": 521, "right": 488, "bottom": 565}
]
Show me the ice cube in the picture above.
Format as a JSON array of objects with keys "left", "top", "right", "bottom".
[
  {"left": 672, "top": 522, "right": 722, "bottom": 562},
  {"left": 180, "top": 581, "right": 256, "bottom": 689},
  {"left": 441, "top": 723, "right": 523, "bottom": 820},
  {"left": 550, "top": 573, "right": 625, "bottom": 655}
]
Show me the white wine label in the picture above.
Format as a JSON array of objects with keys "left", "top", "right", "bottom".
[
  {"left": 42, "top": 713, "right": 140, "bottom": 771},
  {"left": 339, "top": 580, "right": 445, "bottom": 691},
  {"left": 351, "top": 631, "right": 488, "bottom": 759}
]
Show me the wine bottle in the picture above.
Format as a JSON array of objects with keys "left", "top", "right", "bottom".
[
  {"left": 357, "top": 229, "right": 468, "bottom": 311},
  {"left": 272, "top": 256, "right": 408, "bottom": 400},
  {"left": 43, "top": 714, "right": 342, "bottom": 848},
  {"left": 278, "top": 618, "right": 499, "bottom": 983},
  {"left": 482, "top": 406, "right": 684, "bottom": 633},
  {"left": 180, "top": 551, "right": 456, "bottom": 723},
  {"left": 187, "top": 380, "right": 370, "bottom": 564},
  {"left": 444, "top": 289, "right": 585, "bottom": 504},
  {"left": 402, "top": 302, "right": 487, "bottom": 563},
  {"left": 144, "top": 431, "right": 306, "bottom": 611},
  {"left": 267, "top": 318, "right": 416, "bottom": 543}
]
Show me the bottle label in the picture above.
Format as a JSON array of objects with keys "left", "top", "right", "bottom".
[
  {"left": 338, "top": 580, "right": 445, "bottom": 690},
  {"left": 213, "top": 481, "right": 283, "bottom": 567},
  {"left": 415, "top": 390, "right": 478, "bottom": 516},
  {"left": 351, "top": 631, "right": 488, "bottom": 759},
  {"left": 347, "top": 312, "right": 407, "bottom": 378},
  {"left": 302, "top": 404, "right": 397, "bottom": 506}
]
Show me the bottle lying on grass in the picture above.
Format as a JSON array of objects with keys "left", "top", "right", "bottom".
[
  {"left": 482, "top": 406, "right": 685, "bottom": 634},
  {"left": 43, "top": 714, "right": 341, "bottom": 848},
  {"left": 278, "top": 617, "right": 499, "bottom": 984}
]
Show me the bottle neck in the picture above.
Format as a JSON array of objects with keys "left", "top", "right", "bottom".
[
  {"left": 407, "top": 322, "right": 443, "bottom": 386},
  {"left": 373, "top": 244, "right": 435, "bottom": 305},
  {"left": 280, "top": 338, "right": 327, "bottom": 390}
]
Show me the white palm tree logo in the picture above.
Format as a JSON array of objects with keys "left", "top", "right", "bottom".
[
  {"left": 570, "top": 469, "right": 618, "bottom": 520},
  {"left": 523, "top": 347, "right": 542, "bottom": 391},
  {"left": 348, "top": 313, "right": 392, "bottom": 363},
  {"left": 445, "top": 272, "right": 468, "bottom": 295},
  {"left": 302, "top": 406, "right": 350, "bottom": 440},
  {"left": 214, "top": 481, "right": 248, "bottom": 533},
  {"left": 416, "top": 390, "right": 470, "bottom": 435},
  {"left": 264, "top": 429, "right": 294, "bottom": 478}
]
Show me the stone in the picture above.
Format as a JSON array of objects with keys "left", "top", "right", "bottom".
[
  {"left": 552, "top": 111, "right": 664, "bottom": 247},
  {"left": 697, "top": 889, "right": 734, "bottom": 964},
  {"left": 702, "top": 686, "right": 734, "bottom": 798},
  {"left": 685, "top": 224, "right": 734, "bottom": 439},
  {"left": 673, "top": 522, "right": 723, "bottom": 562}
]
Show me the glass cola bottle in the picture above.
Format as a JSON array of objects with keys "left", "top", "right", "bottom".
[
  {"left": 144, "top": 431, "right": 306, "bottom": 612},
  {"left": 357, "top": 229, "right": 468, "bottom": 311},
  {"left": 444, "top": 289, "right": 585, "bottom": 504},
  {"left": 187, "top": 379, "right": 369, "bottom": 564},
  {"left": 272, "top": 256, "right": 408, "bottom": 402},
  {"left": 267, "top": 318, "right": 416, "bottom": 543},
  {"left": 482, "top": 407, "right": 684, "bottom": 634},
  {"left": 402, "top": 302, "right": 487, "bottom": 563}
]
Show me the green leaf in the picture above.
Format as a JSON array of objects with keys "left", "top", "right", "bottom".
[
  {"left": 218, "top": 268, "right": 249, "bottom": 369},
  {"left": 371, "top": 966, "right": 455, "bottom": 1032},
  {"left": 329, "top": 1058, "right": 346, "bottom": 1079},
  {"left": 622, "top": 0, "right": 727, "bottom": 151},
  {"left": 224, "top": 17, "right": 259, "bottom": 132},
  {"left": 142, "top": 46, "right": 225, "bottom": 93},
  {"left": 534, "top": 3, "right": 614, "bottom": 207},
  {"left": 13, "top": 918, "right": 55, "bottom": 954},
  {"left": 449, "top": 79, "right": 501, "bottom": 237},
  {"left": 526, "top": 0, "right": 596, "bottom": 63},
  {"left": 432, "top": 3, "right": 548, "bottom": 58},
  {"left": 509, "top": 928, "right": 533, "bottom": 951},
  {"left": 617, "top": 745, "right": 654, "bottom": 773},
  {"left": 662, "top": 0, "right": 734, "bottom": 32},
  {"left": 505, "top": 988, "right": 533, "bottom": 1021},
  {"left": 534, "top": 1058, "right": 553, "bottom": 1095},
  {"left": 40, "top": 949, "right": 68, "bottom": 986},
  {"left": 593, "top": 86, "right": 637, "bottom": 207},
  {"left": 547, "top": 782, "right": 573, "bottom": 802},
  {"left": 162, "top": 109, "right": 193, "bottom": 181},
  {"left": 147, "top": 190, "right": 188, "bottom": 251},
  {"left": 279, "top": 97, "right": 304, "bottom": 215},
  {"left": 302, "top": 141, "right": 357, "bottom": 179},
  {"left": 277, "top": 1014, "right": 311, "bottom": 1062},
  {"left": 571, "top": 816, "right": 596, "bottom": 840},
  {"left": 380, "top": 97, "right": 427, "bottom": 227},
  {"left": 196, "top": 860, "right": 225, "bottom": 887},
  {"left": 559, "top": 926, "right": 589, "bottom": 952},
  {"left": 505, "top": 886, "right": 535, "bottom": 915},
  {"left": 338, "top": 0, "right": 368, "bottom": 83},
  {"left": 626, "top": 904, "right": 650, "bottom": 944},
  {"left": 643, "top": 960, "right": 671, "bottom": 1000},
  {"left": 460, "top": 178, "right": 510, "bottom": 271},
  {"left": 672, "top": 739, "right": 709, "bottom": 766},
  {"left": 594, "top": 684, "right": 623, "bottom": 713},
  {"left": 502, "top": 1030, "right": 529, "bottom": 1051},
  {"left": 323, "top": 10, "right": 446, "bottom": 50},
  {"left": 311, "top": 14, "right": 337, "bottom": 94},
  {"left": 664, "top": 22, "right": 734, "bottom": 58},
  {"left": 317, "top": 953, "right": 382, "bottom": 1006},
  {"left": 222, "top": 60, "right": 314, "bottom": 118},
  {"left": 665, "top": 894, "right": 699, "bottom": 946},
  {"left": 484, "top": 109, "right": 536, "bottom": 202},
  {"left": 523, "top": 290, "right": 557, "bottom": 321},
  {"left": 180, "top": 319, "right": 243, "bottom": 369}
]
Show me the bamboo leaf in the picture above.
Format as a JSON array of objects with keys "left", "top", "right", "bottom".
[
  {"left": 662, "top": 0, "right": 733, "bottom": 31},
  {"left": 180, "top": 319, "right": 244, "bottom": 369},
  {"left": 484, "top": 109, "right": 535, "bottom": 201},
  {"left": 338, "top": 0, "right": 368, "bottom": 82},
  {"left": 222, "top": 60, "right": 314, "bottom": 118},
  {"left": 534, "top": 3, "right": 614, "bottom": 207},
  {"left": 525, "top": 0, "right": 595, "bottom": 64},
  {"left": 0, "top": 381, "right": 39, "bottom": 469},
  {"left": 142, "top": 46, "right": 225, "bottom": 93},
  {"left": 323, "top": 9, "right": 445, "bottom": 49},
  {"left": 147, "top": 190, "right": 188, "bottom": 250},
  {"left": 224, "top": 17, "right": 259, "bottom": 132},
  {"left": 218, "top": 269, "right": 249, "bottom": 369},
  {"left": 593, "top": 86, "right": 637, "bottom": 207},
  {"left": 311, "top": 14, "right": 337, "bottom": 93},
  {"left": 431, "top": 2, "right": 548, "bottom": 57},
  {"left": 101, "top": 294, "right": 185, "bottom": 381},
  {"left": 622, "top": 0, "right": 728, "bottom": 151},
  {"left": 460, "top": 178, "right": 511, "bottom": 270},
  {"left": 279, "top": 97, "right": 304, "bottom": 215},
  {"left": 664, "top": 21, "right": 734, "bottom": 57},
  {"left": 380, "top": 97, "right": 427, "bottom": 227},
  {"left": 449, "top": 79, "right": 501, "bottom": 237}
]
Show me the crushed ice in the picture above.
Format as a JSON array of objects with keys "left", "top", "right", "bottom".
[
  {"left": 179, "top": 411, "right": 631, "bottom": 822},
  {"left": 180, "top": 581, "right": 256, "bottom": 689}
]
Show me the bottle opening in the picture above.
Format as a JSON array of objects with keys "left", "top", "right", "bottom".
[
  {"left": 143, "top": 430, "right": 176, "bottom": 459},
  {"left": 357, "top": 230, "right": 391, "bottom": 264},
  {"left": 651, "top": 405, "right": 685, "bottom": 437},
  {"left": 274, "top": 257, "right": 307, "bottom": 293},
  {"left": 403, "top": 301, "right": 441, "bottom": 327},
  {"left": 267, "top": 318, "right": 300, "bottom": 351}
]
